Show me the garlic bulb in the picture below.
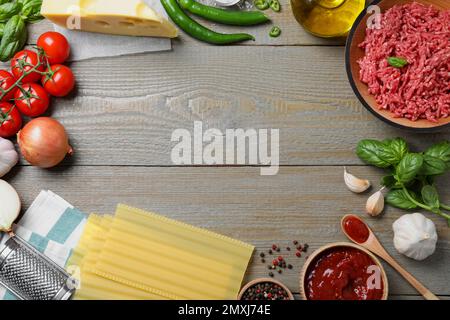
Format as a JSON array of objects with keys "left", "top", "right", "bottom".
[
  {"left": 366, "top": 188, "right": 385, "bottom": 217},
  {"left": 344, "top": 167, "right": 371, "bottom": 193},
  {"left": 393, "top": 213, "right": 437, "bottom": 261},
  {"left": 0, "top": 179, "right": 21, "bottom": 232},
  {"left": 0, "top": 137, "right": 18, "bottom": 178}
]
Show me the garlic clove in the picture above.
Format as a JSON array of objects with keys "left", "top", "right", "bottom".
[
  {"left": 344, "top": 167, "right": 371, "bottom": 193},
  {"left": 0, "top": 179, "right": 21, "bottom": 232},
  {"left": 366, "top": 188, "right": 385, "bottom": 217},
  {"left": 0, "top": 138, "right": 19, "bottom": 178}
]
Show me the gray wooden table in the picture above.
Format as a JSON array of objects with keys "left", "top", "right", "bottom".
[{"left": 7, "top": 0, "right": 450, "bottom": 300}]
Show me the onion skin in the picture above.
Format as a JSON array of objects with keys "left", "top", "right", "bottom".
[{"left": 17, "top": 117, "right": 73, "bottom": 168}]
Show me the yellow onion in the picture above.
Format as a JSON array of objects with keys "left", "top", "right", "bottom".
[{"left": 17, "top": 117, "right": 73, "bottom": 168}]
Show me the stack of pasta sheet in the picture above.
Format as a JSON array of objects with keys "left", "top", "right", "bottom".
[{"left": 68, "top": 204, "right": 254, "bottom": 300}]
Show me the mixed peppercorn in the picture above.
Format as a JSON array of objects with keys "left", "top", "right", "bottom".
[
  {"left": 241, "top": 282, "right": 290, "bottom": 300},
  {"left": 259, "top": 241, "right": 309, "bottom": 277}
]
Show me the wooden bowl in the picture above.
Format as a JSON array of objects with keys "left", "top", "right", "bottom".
[
  {"left": 238, "top": 278, "right": 295, "bottom": 300},
  {"left": 345, "top": 0, "right": 450, "bottom": 131},
  {"left": 299, "top": 242, "right": 389, "bottom": 300}
]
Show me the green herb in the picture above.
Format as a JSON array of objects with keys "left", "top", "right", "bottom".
[
  {"left": 421, "top": 185, "right": 440, "bottom": 211},
  {"left": 395, "top": 153, "right": 423, "bottom": 184},
  {"left": 0, "top": 15, "right": 27, "bottom": 62},
  {"left": 0, "top": 2, "right": 22, "bottom": 23},
  {"left": 254, "top": 0, "right": 269, "bottom": 10},
  {"left": 388, "top": 56, "right": 408, "bottom": 68},
  {"left": 269, "top": 0, "right": 281, "bottom": 12},
  {"left": 379, "top": 138, "right": 408, "bottom": 165},
  {"left": 421, "top": 154, "right": 447, "bottom": 176},
  {"left": 356, "top": 138, "right": 450, "bottom": 225},
  {"left": 0, "top": 0, "right": 43, "bottom": 62},
  {"left": 425, "top": 141, "right": 450, "bottom": 167},
  {"left": 19, "top": 0, "right": 43, "bottom": 23},
  {"left": 356, "top": 139, "right": 391, "bottom": 168},
  {"left": 269, "top": 26, "right": 281, "bottom": 37},
  {"left": 386, "top": 189, "right": 418, "bottom": 210}
]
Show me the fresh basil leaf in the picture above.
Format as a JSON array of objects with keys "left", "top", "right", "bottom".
[
  {"left": 0, "top": 2, "right": 22, "bottom": 22},
  {"left": 395, "top": 153, "right": 423, "bottom": 184},
  {"left": 421, "top": 185, "right": 440, "bottom": 210},
  {"left": 18, "top": 0, "right": 43, "bottom": 23},
  {"left": 0, "top": 15, "right": 27, "bottom": 62},
  {"left": 379, "top": 138, "right": 408, "bottom": 165},
  {"left": 0, "top": 22, "right": 4, "bottom": 37},
  {"left": 386, "top": 189, "right": 418, "bottom": 210},
  {"left": 388, "top": 57, "right": 408, "bottom": 68},
  {"left": 356, "top": 139, "right": 391, "bottom": 168},
  {"left": 421, "top": 154, "right": 447, "bottom": 176},
  {"left": 425, "top": 141, "right": 450, "bottom": 168},
  {"left": 381, "top": 175, "right": 397, "bottom": 188}
]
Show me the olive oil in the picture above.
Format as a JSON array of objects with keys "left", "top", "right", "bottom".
[{"left": 291, "top": 0, "right": 365, "bottom": 38}]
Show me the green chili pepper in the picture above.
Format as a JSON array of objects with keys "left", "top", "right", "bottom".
[
  {"left": 388, "top": 56, "right": 408, "bottom": 68},
  {"left": 179, "top": 0, "right": 269, "bottom": 26},
  {"left": 161, "top": 0, "right": 255, "bottom": 45},
  {"left": 269, "top": 26, "right": 281, "bottom": 37},
  {"left": 269, "top": 0, "right": 281, "bottom": 12},
  {"left": 254, "top": 0, "right": 269, "bottom": 10}
]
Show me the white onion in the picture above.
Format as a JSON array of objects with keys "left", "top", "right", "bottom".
[{"left": 0, "top": 179, "right": 21, "bottom": 232}]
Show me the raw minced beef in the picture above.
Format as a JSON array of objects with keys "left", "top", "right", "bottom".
[{"left": 358, "top": 2, "right": 449, "bottom": 122}]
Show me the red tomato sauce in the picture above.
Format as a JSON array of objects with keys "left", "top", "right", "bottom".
[
  {"left": 343, "top": 216, "right": 369, "bottom": 243},
  {"left": 305, "top": 247, "right": 384, "bottom": 300}
]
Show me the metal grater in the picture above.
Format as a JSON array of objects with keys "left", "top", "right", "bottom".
[{"left": 0, "top": 236, "right": 75, "bottom": 300}]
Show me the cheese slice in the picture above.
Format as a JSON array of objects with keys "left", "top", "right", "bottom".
[{"left": 41, "top": 0, "right": 177, "bottom": 38}]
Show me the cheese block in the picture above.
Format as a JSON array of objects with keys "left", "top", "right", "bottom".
[{"left": 41, "top": 0, "right": 177, "bottom": 38}]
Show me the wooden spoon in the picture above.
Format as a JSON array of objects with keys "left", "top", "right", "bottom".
[{"left": 341, "top": 214, "right": 439, "bottom": 300}]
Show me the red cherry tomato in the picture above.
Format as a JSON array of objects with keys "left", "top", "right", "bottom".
[
  {"left": 42, "top": 65, "right": 75, "bottom": 97},
  {"left": 0, "top": 70, "right": 17, "bottom": 102},
  {"left": 0, "top": 102, "right": 22, "bottom": 138},
  {"left": 14, "top": 83, "right": 50, "bottom": 117},
  {"left": 37, "top": 32, "right": 71, "bottom": 65},
  {"left": 11, "top": 50, "right": 46, "bottom": 84}
]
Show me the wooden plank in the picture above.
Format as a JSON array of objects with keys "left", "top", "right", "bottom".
[
  {"left": 11, "top": 44, "right": 448, "bottom": 166},
  {"left": 27, "top": 0, "right": 345, "bottom": 47},
  {"left": 7, "top": 165, "right": 450, "bottom": 296}
]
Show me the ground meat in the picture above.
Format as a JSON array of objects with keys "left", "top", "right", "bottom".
[{"left": 358, "top": 2, "right": 449, "bottom": 122}]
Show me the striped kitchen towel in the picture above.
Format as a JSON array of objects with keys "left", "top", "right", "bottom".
[{"left": 0, "top": 191, "right": 87, "bottom": 300}]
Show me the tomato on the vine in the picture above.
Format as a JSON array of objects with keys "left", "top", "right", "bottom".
[
  {"left": 14, "top": 83, "right": 50, "bottom": 117},
  {"left": 0, "top": 102, "right": 22, "bottom": 138},
  {"left": 11, "top": 50, "right": 46, "bottom": 84},
  {"left": 42, "top": 65, "right": 75, "bottom": 97},
  {"left": 37, "top": 32, "right": 71, "bottom": 65},
  {"left": 0, "top": 70, "right": 17, "bottom": 102}
]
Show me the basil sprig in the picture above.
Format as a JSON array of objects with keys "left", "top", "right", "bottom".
[
  {"left": 356, "top": 138, "right": 450, "bottom": 225},
  {"left": 0, "top": 14, "right": 27, "bottom": 62},
  {"left": 0, "top": 1, "right": 21, "bottom": 22},
  {"left": 18, "top": 0, "right": 43, "bottom": 22},
  {"left": 388, "top": 56, "right": 408, "bottom": 68},
  {"left": 0, "top": 0, "right": 43, "bottom": 62}
]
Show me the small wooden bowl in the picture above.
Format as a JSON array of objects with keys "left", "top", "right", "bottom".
[
  {"left": 345, "top": 0, "right": 450, "bottom": 132},
  {"left": 238, "top": 278, "right": 295, "bottom": 300},
  {"left": 299, "top": 242, "right": 389, "bottom": 300}
]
